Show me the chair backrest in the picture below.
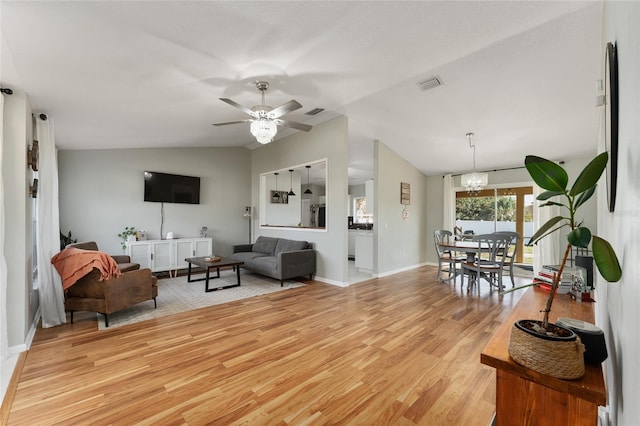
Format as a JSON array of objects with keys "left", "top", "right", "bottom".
[
  {"left": 493, "top": 231, "right": 521, "bottom": 264},
  {"left": 472, "top": 233, "right": 513, "bottom": 265},
  {"left": 67, "top": 241, "right": 99, "bottom": 251},
  {"left": 434, "top": 229, "right": 453, "bottom": 256}
]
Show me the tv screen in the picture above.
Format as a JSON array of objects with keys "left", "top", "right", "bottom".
[{"left": 144, "top": 171, "right": 200, "bottom": 204}]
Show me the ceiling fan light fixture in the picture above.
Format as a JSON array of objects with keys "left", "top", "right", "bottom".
[{"left": 250, "top": 118, "right": 277, "bottom": 144}]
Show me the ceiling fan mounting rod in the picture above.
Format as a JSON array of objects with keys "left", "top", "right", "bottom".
[{"left": 256, "top": 80, "right": 269, "bottom": 107}]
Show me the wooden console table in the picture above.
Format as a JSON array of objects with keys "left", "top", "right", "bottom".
[{"left": 481, "top": 287, "right": 606, "bottom": 425}]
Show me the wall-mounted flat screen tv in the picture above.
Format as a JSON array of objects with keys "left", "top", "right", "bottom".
[{"left": 144, "top": 171, "right": 200, "bottom": 204}]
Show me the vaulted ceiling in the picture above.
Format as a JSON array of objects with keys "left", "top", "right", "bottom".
[{"left": 1, "top": 1, "right": 603, "bottom": 184}]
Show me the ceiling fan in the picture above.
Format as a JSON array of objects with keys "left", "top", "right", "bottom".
[{"left": 213, "top": 80, "right": 313, "bottom": 144}]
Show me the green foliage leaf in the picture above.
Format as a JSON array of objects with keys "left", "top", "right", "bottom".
[
  {"left": 525, "top": 156, "right": 568, "bottom": 192},
  {"left": 527, "top": 216, "right": 565, "bottom": 245},
  {"left": 567, "top": 227, "right": 591, "bottom": 248},
  {"left": 574, "top": 186, "right": 597, "bottom": 209},
  {"left": 537, "top": 190, "right": 565, "bottom": 201},
  {"left": 569, "top": 152, "right": 608, "bottom": 196},
  {"left": 592, "top": 236, "right": 622, "bottom": 282},
  {"left": 540, "top": 201, "right": 566, "bottom": 208}
]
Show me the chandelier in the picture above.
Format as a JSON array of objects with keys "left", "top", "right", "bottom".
[
  {"left": 460, "top": 132, "right": 488, "bottom": 195},
  {"left": 250, "top": 116, "right": 277, "bottom": 144}
]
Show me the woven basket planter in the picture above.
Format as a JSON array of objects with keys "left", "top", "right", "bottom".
[{"left": 508, "top": 319, "right": 586, "bottom": 380}]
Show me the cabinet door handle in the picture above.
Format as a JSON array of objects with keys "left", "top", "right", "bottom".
[{"left": 151, "top": 253, "right": 153, "bottom": 260}]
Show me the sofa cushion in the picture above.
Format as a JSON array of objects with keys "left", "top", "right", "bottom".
[
  {"left": 274, "top": 238, "right": 309, "bottom": 254},
  {"left": 232, "top": 251, "right": 269, "bottom": 263},
  {"left": 252, "top": 236, "right": 278, "bottom": 255},
  {"left": 252, "top": 256, "right": 279, "bottom": 272}
]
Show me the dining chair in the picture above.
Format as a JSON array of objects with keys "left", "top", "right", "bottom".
[
  {"left": 433, "top": 229, "right": 465, "bottom": 283},
  {"left": 493, "top": 231, "right": 521, "bottom": 287},
  {"left": 461, "top": 233, "right": 513, "bottom": 294}
]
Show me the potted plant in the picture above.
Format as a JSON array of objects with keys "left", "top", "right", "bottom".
[
  {"left": 506, "top": 152, "right": 622, "bottom": 379},
  {"left": 118, "top": 226, "right": 137, "bottom": 250}
]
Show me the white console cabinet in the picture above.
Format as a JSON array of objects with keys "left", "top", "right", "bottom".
[{"left": 127, "top": 238, "right": 212, "bottom": 275}]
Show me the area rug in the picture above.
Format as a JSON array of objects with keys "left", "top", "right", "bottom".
[{"left": 97, "top": 271, "right": 304, "bottom": 330}]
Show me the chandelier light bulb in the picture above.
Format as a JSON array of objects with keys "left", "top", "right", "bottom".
[
  {"left": 250, "top": 118, "right": 277, "bottom": 144},
  {"left": 461, "top": 132, "right": 488, "bottom": 195}
]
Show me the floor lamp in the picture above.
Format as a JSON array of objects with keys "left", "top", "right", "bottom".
[{"left": 243, "top": 206, "right": 252, "bottom": 243}]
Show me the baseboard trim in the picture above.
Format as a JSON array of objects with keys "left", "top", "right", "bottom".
[
  {"left": 314, "top": 276, "right": 350, "bottom": 287},
  {"left": 0, "top": 351, "right": 27, "bottom": 424},
  {"left": 377, "top": 262, "right": 429, "bottom": 278}
]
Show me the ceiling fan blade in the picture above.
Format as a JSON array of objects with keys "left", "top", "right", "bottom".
[
  {"left": 212, "top": 119, "right": 253, "bottom": 126},
  {"left": 274, "top": 119, "right": 313, "bottom": 132},
  {"left": 219, "top": 98, "right": 257, "bottom": 117},
  {"left": 268, "top": 100, "right": 303, "bottom": 119}
]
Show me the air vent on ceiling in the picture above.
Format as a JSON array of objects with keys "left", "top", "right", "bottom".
[
  {"left": 305, "top": 107, "right": 325, "bottom": 116},
  {"left": 417, "top": 76, "right": 443, "bottom": 91}
]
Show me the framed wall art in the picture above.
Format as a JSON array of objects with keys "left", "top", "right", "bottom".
[
  {"left": 604, "top": 41, "right": 619, "bottom": 212},
  {"left": 400, "top": 182, "right": 410, "bottom": 205}
]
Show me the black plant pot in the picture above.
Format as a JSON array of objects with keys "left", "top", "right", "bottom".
[
  {"left": 508, "top": 319, "right": 585, "bottom": 379},
  {"left": 514, "top": 319, "right": 577, "bottom": 341}
]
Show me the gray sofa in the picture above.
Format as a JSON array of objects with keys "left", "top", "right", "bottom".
[{"left": 231, "top": 236, "right": 316, "bottom": 286}]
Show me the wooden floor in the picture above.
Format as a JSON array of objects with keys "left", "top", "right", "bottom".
[{"left": 7, "top": 266, "right": 526, "bottom": 425}]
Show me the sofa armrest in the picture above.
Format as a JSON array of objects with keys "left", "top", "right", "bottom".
[
  {"left": 278, "top": 249, "right": 316, "bottom": 279},
  {"left": 111, "top": 254, "right": 131, "bottom": 264},
  {"left": 233, "top": 244, "right": 254, "bottom": 253},
  {"left": 103, "top": 268, "right": 156, "bottom": 312}
]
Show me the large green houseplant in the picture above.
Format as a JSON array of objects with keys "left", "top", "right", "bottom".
[
  {"left": 506, "top": 152, "right": 622, "bottom": 379},
  {"left": 524, "top": 152, "right": 621, "bottom": 326}
]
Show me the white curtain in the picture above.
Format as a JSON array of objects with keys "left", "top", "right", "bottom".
[
  {"left": 532, "top": 184, "right": 561, "bottom": 274},
  {"left": 0, "top": 95, "right": 8, "bottom": 358},
  {"left": 442, "top": 174, "right": 455, "bottom": 231},
  {"left": 36, "top": 116, "right": 65, "bottom": 327}
]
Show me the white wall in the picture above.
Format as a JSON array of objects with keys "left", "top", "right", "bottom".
[
  {"left": 1, "top": 89, "right": 38, "bottom": 351},
  {"left": 251, "top": 117, "right": 349, "bottom": 285},
  {"left": 58, "top": 147, "right": 251, "bottom": 257},
  {"left": 598, "top": 2, "right": 640, "bottom": 424},
  {"left": 374, "top": 140, "right": 428, "bottom": 275},
  {"left": 263, "top": 171, "right": 302, "bottom": 227}
]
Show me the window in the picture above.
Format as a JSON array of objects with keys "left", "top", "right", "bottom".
[{"left": 456, "top": 187, "right": 533, "bottom": 264}]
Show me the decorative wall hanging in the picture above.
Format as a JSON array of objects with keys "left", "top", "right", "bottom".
[
  {"left": 400, "top": 182, "right": 410, "bottom": 205},
  {"left": 271, "top": 190, "right": 289, "bottom": 204}
]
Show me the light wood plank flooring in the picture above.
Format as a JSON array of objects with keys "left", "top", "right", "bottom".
[{"left": 7, "top": 266, "right": 525, "bottom": 425}]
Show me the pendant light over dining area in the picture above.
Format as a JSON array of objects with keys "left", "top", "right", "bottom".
[
  {"left": 273, "top": 172, "right": 280, "bottom": 199},
  {"left": 288, "top": 169, "right": 296, "bottom": 196},
  {"left": 304, "top": 165, "right": 313, "bottom": 195}
]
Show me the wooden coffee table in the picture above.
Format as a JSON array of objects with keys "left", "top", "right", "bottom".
[{"left": 185, "top": 256, "right": 244, "bottom": 292}]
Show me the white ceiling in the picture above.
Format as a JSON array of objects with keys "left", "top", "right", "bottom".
[{"left": 1, "top": 1, "right": 603, "bottom": 185}]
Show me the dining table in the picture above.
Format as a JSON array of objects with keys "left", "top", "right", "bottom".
[
  {"left": 437, "top": 239, "right": 493, "bottom": 285},
  {"left": 438, "top": 240, "right": 490, "bottom": 262}
]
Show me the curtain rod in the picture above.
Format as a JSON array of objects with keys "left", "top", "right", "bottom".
[
  {"left": 442, "top": 166, "right": 526, "bottom": 179},
  {"left": 444, "top": 165, "right": 526, "bottom": 178}
]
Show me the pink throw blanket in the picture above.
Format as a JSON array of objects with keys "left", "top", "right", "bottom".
[{"left": 51, "top": 247, "right": 122, "bottom": 291}]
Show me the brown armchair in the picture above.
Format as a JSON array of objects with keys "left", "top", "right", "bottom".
[
  {"left": 65, "top": 268, "right": 158, "bottom": 327},
  {"left": 67, "top": 241, "right": 140, "bottom": 272}
]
